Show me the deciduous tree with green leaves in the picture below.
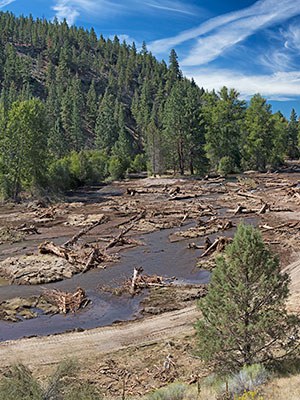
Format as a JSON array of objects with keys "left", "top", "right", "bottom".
[
  {"left": 196, "top": 223, "right": 299, "bottom": 372},
  {"left": 0, "top": 98, "right": 48, "bottom": 199}
]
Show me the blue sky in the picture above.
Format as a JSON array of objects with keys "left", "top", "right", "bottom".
[{"left": 2, "top": 0, "right": 300, "bottom": 118}]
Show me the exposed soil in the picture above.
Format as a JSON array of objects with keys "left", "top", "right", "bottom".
[
  {"left": 0, "top": 173, "right": 300, "bottom": 345},
  {"left": 1, "top": 173, "right": 300, "bottom": 397}
]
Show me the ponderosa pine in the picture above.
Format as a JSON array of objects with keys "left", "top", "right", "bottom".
[{"left": 196, "top": 223, "right": 299, "bottom": 371}]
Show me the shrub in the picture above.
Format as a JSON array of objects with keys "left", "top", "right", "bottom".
[
  {"left": 147, "top": 382, "right": 187, "bottom": 400},
  {"left": 130, "top": 153, "right": 147, "bottom": 173},
  {"left": 48, "top": 150, "right": 109, "bottom": 192},
  {"left": 217, "top": 156, "right": 235, "bottom": 176},
  {"left": 0, "top": 364, "right": 42, "bottom": 400},
  {"left": 228, "top": 364, "right": 269, "bottom": 398},
  {"left": 108, "top": 155, "right": 128, "bottom": 180},
  {"left": 235, "top": 390, "right": 264, "bottom": 400}
]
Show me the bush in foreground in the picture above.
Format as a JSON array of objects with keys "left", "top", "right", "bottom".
[{"left": 0, "top": 360, "right": 102, "bottom": 400}]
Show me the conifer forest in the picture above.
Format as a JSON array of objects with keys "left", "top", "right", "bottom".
[{"left": 0, "top": 12, "right": 298, "bottom": 199}]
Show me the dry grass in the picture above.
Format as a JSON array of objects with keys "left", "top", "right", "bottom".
[{"left": 262, "top": 374, "right": 300, "bottom": 400}]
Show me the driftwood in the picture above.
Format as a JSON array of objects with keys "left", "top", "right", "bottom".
[
  {"left": 39, "top": 241, "right": 113, "bottom": 270},
  {"left": 168, "top": 186, "right": 180, "bottom": 196},
  {"left": 16, "top": 224, "right": 39, "bottom": 234},
  {"left": 258, "top": 203, "right": 269, "bottom": 214},
  {"left": 63, "top": 216, "right": 106, "bottom": 247},
  {"left": 179, "top": 213, "right": 188, "bottom": 226},
  {"left": 127, "top": 188, "right": 137, "bottom": 196},
  {"left": 39, "top": 241, "right": 74, "bottom": 261},
  {"left": 236, "top": 191, "right": 263, "bottom": 201},
  {"left": 105, "top": 212, "right": 146, "bottom": 250},
  {"left": 188, "top": 236, "right": 212, "bottom": 250},
  {"left": 200, "top": 237, "right": 231, "bottom": 258},
  {"left": 260, "top": 222, "right": 299, "bottom": 231},
  {"left": 168, "top": 194, "right": 200, "bottom": 201},
  {"left": 43, "top": 287, "right": 89, "bottom": 314},
  {"left": 188, "top": 243, "right": 205, "bottom": 249},
  {"left": 130, "top": 267, "right": 144, "bottom": 295}
]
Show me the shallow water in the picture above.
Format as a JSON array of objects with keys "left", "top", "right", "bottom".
[
  {"left": 0, "top": 182, "right": 258, "bottom": 341},
  {"left": 0, "top": 223, "right": 211, "bottom": 341}
]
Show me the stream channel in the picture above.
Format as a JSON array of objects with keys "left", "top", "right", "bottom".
[{"left": 0, "top": 185, "right": 257, "bottom": 342}]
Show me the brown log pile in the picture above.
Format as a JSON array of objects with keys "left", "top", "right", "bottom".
[
  {"left": 43, "top": 287, "right": 89, "bottom": 314},
  {"left": 38, "top": 241, "right": 115, "bottom": 272}
]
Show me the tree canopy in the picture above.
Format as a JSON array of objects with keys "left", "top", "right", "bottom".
[
  {"left": 0, "top": 11, "right": 298, "bottom": 198},
  {"left": 196, "top": 223, "right": 299, "bottom": 372}
]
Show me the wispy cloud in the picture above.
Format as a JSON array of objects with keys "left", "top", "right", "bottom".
[
  {"left": 185, "top": 67, "right": 300, "bottom": 101},
  {"left": 260, "top": 48, "right": 294, "bottom": 72},
  {"left": 144, "top": 1, "right": 199, "bottom": 16},
  {"left": 53, "top": 0, "right": 199, "bottom": 26},
  {"left": 52, "top": 0, "right": 125, "bottom": 25},
  {"left": 0, "top": 0, "right": 16, "bottom": 8},
  {"left": 149, "top": 0, "right": 300, "bottom": 66},
  {"left": 283, "top": 24, "right": 300, "bottom": 52}
]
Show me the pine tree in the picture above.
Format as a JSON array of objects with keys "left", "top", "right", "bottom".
[
  {"left": 243, "top": 94, "right": 274, "bottom": 171},
  {"left": 168, "top": 49, "right": 182, "bottom": 83},
  {"left": 196, "top": 223, "right": 299, "bottom": 372},
  {"left": 204, "top": 86, "right": 245, "bottom": 173},
  {"left": 69, "top": 75, "right": 84, "bottom": 151},
  {"left": 95, "top": 91, "right": 118, "bottom": 152},
  {"left": 163, "top": 81, "right": 187, "bottom": 174},
  {"left": 184, "top": 83, "right": 208, "bottom": 175},
  {"left": 287, "top": 108, "right": 299, "bottom": 159},
  {"left": 270, "top": 111, "right": 288, "bottom": 167},
  {"left": 86, "top": 79, "right": 98, "bottom": 131}
]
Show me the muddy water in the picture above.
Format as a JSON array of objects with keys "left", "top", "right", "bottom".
[
  {"left": 0, "top": 223, "right": 213, "bottom": 341},
  {"left": 0, "top": 180, "right": 258, "bottom": 342}
]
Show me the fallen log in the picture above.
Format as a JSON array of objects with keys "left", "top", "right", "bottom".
[
  {"left": 179, "top": 213, "right": 188, "bottom": 226},
  {"left": 236, "top": 191, "right": 263, "bottom": 201},
  {"left": 105, "top": 212, "right": 146, "bottom": 250},
  {"left": 16, "top": 224, "right": 39, "bottom": 234},
  {"left": 258, "top": 203, "right": 269, "bottom": 214},
  {"left": 39, "top": 241, "right": 74, "bottom": 262},
  {"left": 168, "top": 194, "right": 200, "bottom": 201},
  {"left": 63, "top": 215, "right": 106, "bottom": 247},
  {"left": 200, "top": 237, "right": 231, "bottom": 258},
  {"left": 39, "top": 241, "right": 114, "bottom": 269},
  {"left": 234, "top": 205, "right": 245, "bottom": 215},
  {"left": 188, "top": 243, "right": 205, "bottom": 249},
  {"left": 168, "top": 186, "right": 180, "bottom": 196},
  {"left": 200, "top": 239, "right": 219, "bottom": 258},
  {"left": 270, "top": 207, "right": 292, "bottom": 212},
  {"left": 127, "top": 188, "right": 137, "bottom": 196}
]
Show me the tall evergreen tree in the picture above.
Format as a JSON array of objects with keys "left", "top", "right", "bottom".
[
  {"left": 243, "top": 94, "right": 274, "bottom": 171},
  {"left": 86, "top": 79, "right": 98, "bottom": 132},
  {"left": 95, "top": 91, "right": 118, "bottom": 152},
  {"left": 204, "top": 87, "right": 245, "bottom": 173},
  {"left": 163, "top": 81, "right": 187, "bottom": 174},
  {"left": 287, "top": 108, "right": 299, "bottom": 159},
  {"left": 196, "top": 223, "right": 299, "bottom": 372}
]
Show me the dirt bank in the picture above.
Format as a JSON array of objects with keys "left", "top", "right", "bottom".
[{"left": 0, "top": 305, "right": 198, "bottom": 368}]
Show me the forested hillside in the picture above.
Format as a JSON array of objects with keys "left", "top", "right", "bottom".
[{"left": 0, "top": 12, "right": 298, "bottom": 199}]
